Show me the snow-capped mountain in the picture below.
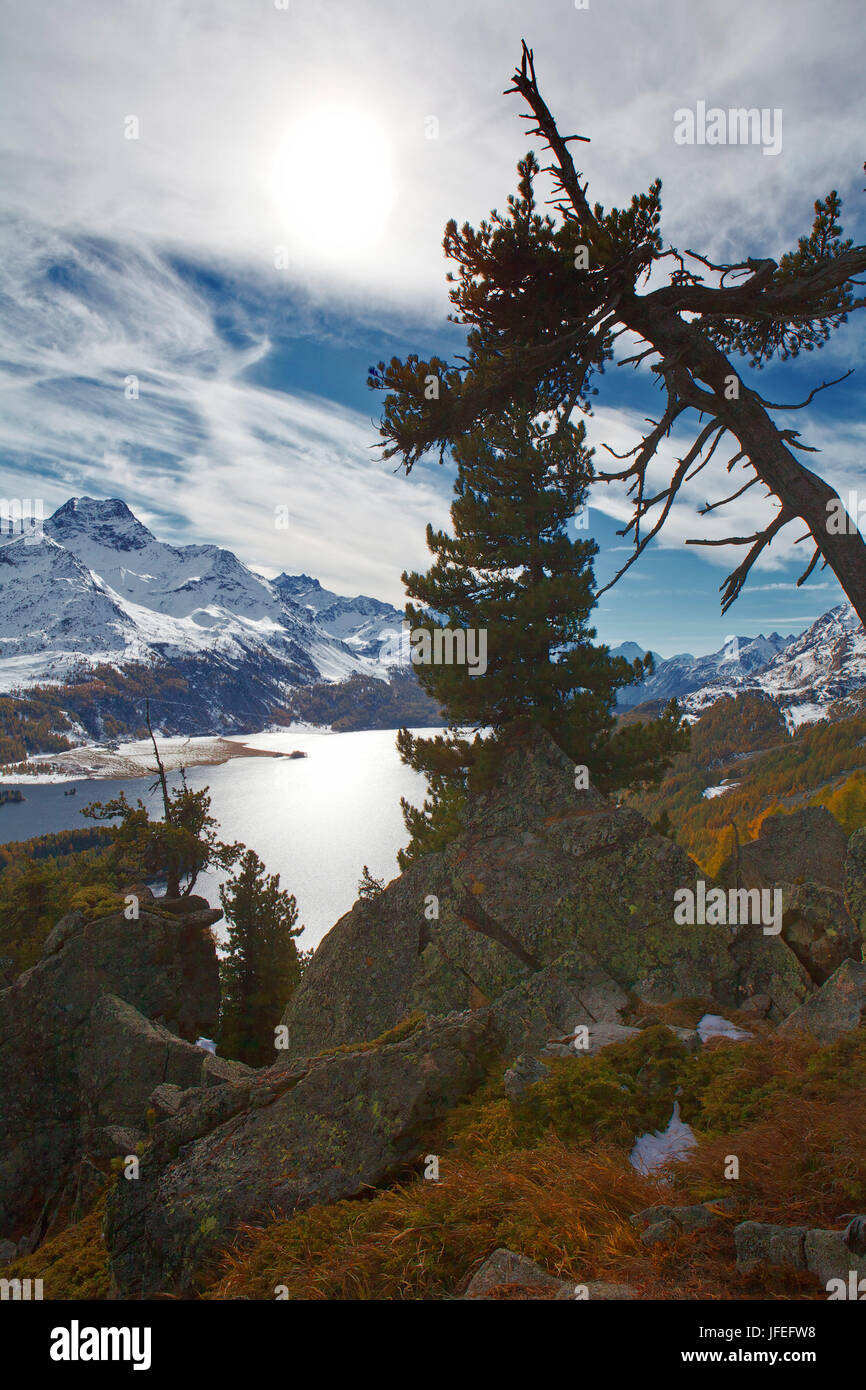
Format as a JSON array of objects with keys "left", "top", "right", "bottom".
[
  {"left": 679, "top": 604, "right": 866, "bottom": 727},
  {"left": 273, "top": 573, "right": 405, "bottom": 659},
  {"left": 616, "top": 631, "right": 796, "bottom": 709},
  {"left": 0, "top": 498, "right": 406, "bottom": 700},
  {"left": 619, "top": 605, "right": 866, "bottom": 729}
]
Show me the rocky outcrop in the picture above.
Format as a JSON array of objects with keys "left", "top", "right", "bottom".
[
  {"left": 778, "top": 959, "right": 866, "bottom": 1043},
  {"left": 77, "top": 994, "right": 249, "bottom": 1144},
  {"left": 282, "top": 729, "right": 809, "bottom": 1056},
  {"left": 778, "top": 882, "right": 862, "bottom": 984},
  {"left": 735, "top": 1217, "right": 866, "bottom": 1290},
  {"left": 105, "top": 1010, "right": 502, "bottom": 1297},
  {"left": 631, "top": 1199, "right": 737, "bottom": 1246},
  {"left": 0, "top": 897, "right": 221, "bottom": 1247},
  {"left": 461, "top": 1247, "right": 637, "bottom": 1300},
  {"left": 845, "top": 827, "right": 866, "bottom": 934},
  {"left": 719, "top": 806, "right": 848, "bottom": 892}
]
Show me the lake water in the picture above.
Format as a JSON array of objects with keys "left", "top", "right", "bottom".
[{"left": 0, "top": 728, "right": 436, "bottom": 951}]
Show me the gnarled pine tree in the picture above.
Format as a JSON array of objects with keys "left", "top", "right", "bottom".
[{"left": 371, "top": 42, "right": 866, "bottom": 625}]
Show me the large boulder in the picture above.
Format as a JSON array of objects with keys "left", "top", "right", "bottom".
[
  {"left": 779, "top": 883, "right": 862, "bottom": 984},
  {"left": 735, "top": 1218, "right": 866, "bottom": 1290},
  {"left": 778, "top": 959, "right": 866, "bottom": 1043},
  {"left": 282, "top": 729, "right": 808, "bottom": 1056},
  {"left": 719, "top": 806, "right": 848, "bottom": 892},
  {"left": 104, "top": 1009, "right": 501, "bottom": 1297},
  {"left": 77, "top": 994, "right": 234, "bottom": 1143},
  {"left": 845, "top": 827, "right": 866, "bottom": 935},
  {"left": 0, "top": 899, "right": 220, "bottom": 1245}
]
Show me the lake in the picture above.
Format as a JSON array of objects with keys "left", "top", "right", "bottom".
[{"left": 0, "top": 728, "right": 436, "bottom": 951}]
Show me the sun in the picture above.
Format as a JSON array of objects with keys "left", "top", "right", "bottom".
[{"left": 270, "top": 105, "right": 397, "bottom": 266}]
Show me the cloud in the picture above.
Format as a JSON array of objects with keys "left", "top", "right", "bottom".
[
  {"left": 0, "top": 0, "right": 863, "bottom": 627},
  {"left": 0, "top": 223, "right": 448, "bottom": 603}
]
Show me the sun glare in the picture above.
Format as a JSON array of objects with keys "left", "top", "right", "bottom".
[{"left": 271, "top": 105, "right": 397, "bottom": 266}]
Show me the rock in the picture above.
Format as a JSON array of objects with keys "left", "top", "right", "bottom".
[
  {"left": 463, "top": 1248, "right": 566, "bottom": 1298},
  {"left": 71, "top": 1156, "right": 108, "bottom": 1223},
  {"left": 739, "top": 993, "right": 772, "bottom": 1018},
  {"left": 491, "top": 947, "right": 631, "bottom": 1062},
  {"left": 641, "top": 1218, "right": 680, "bottom": 1246},
  {"left": 180, "top": 909, "right": 223, "bottom": 931},
  {"left": 502, "top": 1054, "right": 547, "bottom": 1102},
  {"left": 778, "top": 959, "right": 866, "bottom": 1042},
  {"left": 844, "top": 828, "right": 866, "bottom": 934},
  {"left": 0, "top": 904, "right": 220, "bottom": 1245},
  {"left": 543, "top": 1021, "right": 642, "bottom": 1057},
  {"left": 779, "top": 882, "right": 861, "bottom": 984},
  {"left": 121, "top": 883, "right": 155, "bottom": 904},
  {"left": 86, "top": 1125, "right": 144, "bottom": 1160},
  {"left": 155, "top": 895, "right": 213, "bottom": 917},
  {"left": 726, "top": 924, "right": 813, "bottom": 1023},
  {"left": 148, "top": 1083, "right": 185, "bottom": 1119},
  {"left": 804, "top": 1228, "right": 866, "bottom": 1286},
  {"left": 720, "top": 806, "right": 847, "bottom": 892},
  {"left": 283, "top": 729, "right": 805, "bottom": 1056},
  {"left": 39, "top": 909, "right": 85, "bottom": 959},
  {"left": 201, "top": 1053, "right": 253, "bottom": 1086},
  {"left": 630, "top": 1204, "right": 675, "bottom": 1230},
  {"left": 667, "top": 1026, "right": 702, "bottom": 1051},
  {"left": 675, "top": 1204, "right": 720, "bottom": 1233},
  {"left": 734, "top": 1221, "right": 809, "bottom": 1272},
  {"left": 0, "top": 1239, "right": 16, "bottom": 1265},
  {"left": 632, "top": 1200, "right": 728, "bottom": 1241},
  {"left": 735, "top": 1219, "right": 866, "bottom": 1288},
  {"left": 105, "top": 1009, "right": 502, "bottom": 1297},
  {"left": 77, "top": 994, "right": 215, "bottom": 1138},
  {"left": 844, "top": 1215, "right": 866, "bottom": 1257}
]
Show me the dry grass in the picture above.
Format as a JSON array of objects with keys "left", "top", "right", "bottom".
[{"left": 202, "top": 1026, "right": 866, "bottom": 1301}]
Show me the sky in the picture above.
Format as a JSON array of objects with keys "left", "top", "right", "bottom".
[{"left": 0, "top": 0, "right": 864, "bottom": 657}]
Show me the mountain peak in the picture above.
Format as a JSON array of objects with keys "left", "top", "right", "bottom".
[{"left": 46, "top": 497, "right": 157, "bottom": 552}]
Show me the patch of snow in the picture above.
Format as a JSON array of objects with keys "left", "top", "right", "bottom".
[
  {"left": 702, "top": 780, "right": 740, "bottom": 799},
  {"left": 697, "top": 1014, "right": 753, "bottom": 1042},
  {"left": 629, "top": 1101, "right": 697, "bottom": 1175},
  {"left": 783, "top": 702, "right": 827, "bottom": 731},
  {"left": 196, "top": 1037, "right": 217, "bottom": 1054}
]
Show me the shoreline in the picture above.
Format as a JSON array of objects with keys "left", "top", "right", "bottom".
[{"left": 0, "top": 733, "right": 314, "bottom": 785}]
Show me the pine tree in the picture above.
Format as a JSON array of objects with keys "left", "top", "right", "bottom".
[
  {"left": 372, "top": 45, "right": 866, "bottom": 626},
  {"left": 396, "top": 402, "right": 687, "bottom": 863},
  {"left": 218, "top": 849, "right": 307, "bottom": 1066}
]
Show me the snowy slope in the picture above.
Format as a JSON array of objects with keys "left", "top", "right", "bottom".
[
  {"left": 0, "top": 498, "right": 403, "bottom": 695},
  {"left": 272, "top": 572, "right": 405, "bottom": 658},
  {"left": 616, "top": 630, "right": 795, "bottom": 709},
  {"left": 679, "top": 604, "right": 866, "bottom": 726}
]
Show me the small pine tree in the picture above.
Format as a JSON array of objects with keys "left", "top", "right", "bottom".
[
  {"left": 219, "top": 849, "right": 307, "bottom": 1066},
  {"left": 396, "top": 402, "right": 688, "bottom": 862},
  {"left": 357, "top": 865, "right": 386, "bottom": 900}
]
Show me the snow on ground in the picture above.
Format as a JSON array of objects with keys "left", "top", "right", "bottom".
[
  {"left": 696, "top": 1014, "right": 753, "bottom": 1043},
  {"left": 629, "top": 1102, "right": 697, "bottom": 1174},
  {"left": 701, "top": 780, "right": 740, "bottom": 799},
  {"left": 783, "top": 702, "right": 828, "bottom": 731},
  {"left": 0, "top": 735, "right": 292, "bottom": 782}
]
